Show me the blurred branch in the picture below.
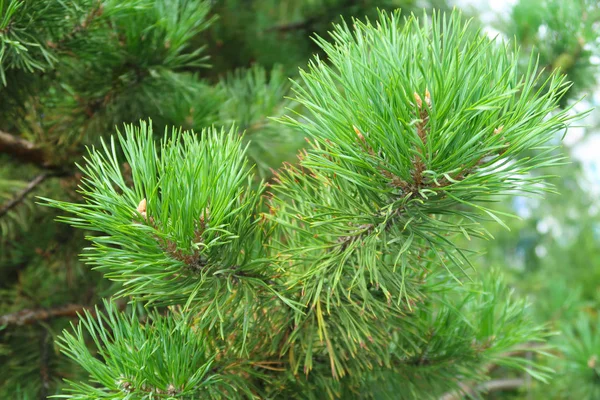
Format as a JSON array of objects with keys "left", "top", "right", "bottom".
[
  {"left": 440, "top": 343, "right": 547, "bottom": 399},
  {"left": 0, "top": 303, "right": 93, "bottom": 327},
  {"left": 39, "top": 329, "right": 50, "bottom": 400},
  {"left": 0, "top": 172, "right": 49, "bottom": 218},
  {"left": 0, "top": 130, "right": 52, "bottom": 168},
  {"left": 440, "top": 378, "right": 525, "bottom": 400},
  {"left": 267, "top": 17, "right": 317, "bottom": 32},
  {"left": 265, "top": 0, "right": 359, "bottom": 33}
]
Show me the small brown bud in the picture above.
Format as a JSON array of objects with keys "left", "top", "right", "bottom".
[
  {"left": 136, "top": 198, "right": 147, "bottom": 220},
  {"left": 494, "top": 125, "right": 504, "bottom": 135},
  {"left": 167, "top": 384, "right": 177, "bottom": 395},
  {"left": 413, "top": 92, "right": 422, "bottom": 108},
  {"left": 424, "top": 89, "right": 431, "bottom": 107},
  {"left": 353, "top": 125, "right": 365, "bottom": 141},
  {"left": 588, "top": 355, "right": 597, "bottom": 368},
  {"left": 116, "top": 375, "right": 132, "bottom": 392}
]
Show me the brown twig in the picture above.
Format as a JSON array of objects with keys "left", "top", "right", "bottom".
[
  {"left": 440, "top": 378, "right": 526, "bottom": 400},
  {"left": 39, "top": 329, "right": 50, "bottom": 400},
  {"left": 266, "top": 17, "right": 317, "bottom": 32},
  {"left": 439, "top": 342, "right": 547, "bottom": 399},
  {"left": 0, "top": 172, "right": 49, "bottom": 218},
  {"left": 411, "top": 90, "right": 431, "bottom": 192},
  {"left": 265, "top": 0, "right": 359, "bottom": 33},
  {"left": 0, "top": 130, "right": 53, "bottom": 168},
  {"left": 0, "top": 303, "right": 94, "bottom": 327}
]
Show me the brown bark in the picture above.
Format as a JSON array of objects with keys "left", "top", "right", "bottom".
[
  {"left": 440, "top": 378, "right": 526, "bottom": 400},
  {"left": 0, "top": 304, "right": 93, "bottom": 327},
  {"left": 0, "top": 130, "right": 53, "bottom": 168},
  {"left": 0, "top": 172, "right": 49, "bottom": 218}
]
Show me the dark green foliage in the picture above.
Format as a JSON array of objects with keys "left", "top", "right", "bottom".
[
  {"left": 217, "top": 65, "right": 305, "bottom": 177},
  {"left": 203, "top": 0, "right": 441, "bottom": 77}
]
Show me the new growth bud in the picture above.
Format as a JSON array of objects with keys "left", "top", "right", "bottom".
[{"left": 137, "top": 198, "right": 147, "bottom": 220}]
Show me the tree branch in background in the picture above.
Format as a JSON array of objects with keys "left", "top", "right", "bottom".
[
  {"left": 267, "top": 17, "right": 317, "bottom": 32},
  {"left": 0, "top": 130, "right": 52, "bottom": 169},
  {"left": 266, "top": 0, "right": 361, "bottom": 32},
  {"left": 0, "top": 172, "right": 49, "bottom": 218},
  {"left": 440, "top": 378, "right": 526, "bottom": 400},
  {"left": 0, "top": 303, "right": 93, "bottom": 327},
  {"left": 39, "top": 329, "right": 51, "bottom": 400},
  {"left": 439, "top": 343, "right": 546, "bottom": 399}
]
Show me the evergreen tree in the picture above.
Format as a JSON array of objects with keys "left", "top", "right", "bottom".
[{"left": 0, "top": 0, "right": 597, "bottom": 399}]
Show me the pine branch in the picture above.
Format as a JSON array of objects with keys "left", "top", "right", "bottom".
[
  {"left": 0, "top": 173, "right": 49, "bottom": 219},
  {"left": 39, "top": 9, "right": 579, "bottom": 398},
  {"left": 0, "top": 130, "right": 53, "bottom": 169},
  {"left": 0, "top": 304, "right": 93, "bottom": 327}
]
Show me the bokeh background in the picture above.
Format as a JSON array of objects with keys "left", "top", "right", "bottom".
[{"left": 0, "top": 0, "right": 598, "bottom": 398}]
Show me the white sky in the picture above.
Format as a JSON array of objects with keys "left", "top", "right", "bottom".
[{"left": 453, "top": 0, "right": 600, "bottom": 192}]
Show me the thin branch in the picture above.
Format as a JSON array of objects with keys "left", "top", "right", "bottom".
[
  {"left": 266, "top": 17, "right": 317, "bottom": 32},
  {"left": 439, "top": 343, "right": 546, "bottom": 400},
  {"left": 265, "top": 0, "right": 359, "bottom": 32},
  {"left": 0, "top": 172, "right": 49, "bottom": 218},
  {"left": 39, "top": 329, "right": 50, "bottom": 400},
  {"left": 482, "top": 378, "right": 526, "bottom": 392},
  {"left": 0, "top": 129, "right": 52, "bottom": 168},
  {"left": 440, "top": 378, "right": 525, "bottom": 400},
  {"left": 0, "top": 303, "right": 94, "bottom": 327}
]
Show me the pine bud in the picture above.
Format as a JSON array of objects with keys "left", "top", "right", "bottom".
[
  {"left": 414, "top": 89, "right": 431, "bottom": 108},
  {"left": 413, "top": 92, "right": 422, "bottom": 108},
  {"left": 167, "top": 383, "right": 177, "bottom": 395},
  {"left": 136, "top": 198, "right": 147, "bottom": 220},
  {"left": 424, "top": 88, "right": 431, "bottom": 108},
  {"left": 353, "top": 125, "right": 365, "bottom": 141}
]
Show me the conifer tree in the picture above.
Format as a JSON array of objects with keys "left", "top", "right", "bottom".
[{"left": 1, "top": 0, "right": 597, "bottom": 399}]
